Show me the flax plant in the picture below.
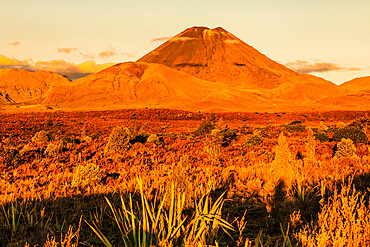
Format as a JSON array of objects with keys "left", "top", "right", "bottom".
[{"left": 86, "top": 177, "right": 234, "bottom": 247}]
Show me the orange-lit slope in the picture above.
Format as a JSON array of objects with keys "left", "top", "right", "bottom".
[
  {"left": 0, "top": 68, "right": 70, "bottom": 105},
  {"left": 340, "top": 76, "right": 370, "bottom": 92},
  {"left": 273, "top": 73, "right": 346, "bottom": 104},
  {"left": 138, "top": 26, "right": 297, "bottom": 89},
  {"left": 43, "top": 62, "right": 271, "bottom": 112},
  {"left": 313, "top": 76, "right": 370, "bottom": 110}
]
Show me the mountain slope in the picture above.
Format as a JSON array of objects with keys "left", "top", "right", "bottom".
[
  {"left": 340, "top": 76, "right": 370, "bottom": 92},
  {"left": 273, "top": 73, "right": 346, "bottom": 103},
  {"left": 313, "top": 76, "right": 370, "bottom": 110},
  {"left": 43, "top": 62, "right": 272, "bottom": 111},
  {"left": 138, "top": 26, "right": 298, "bottom": 89},
  {"left": 0, "top": 68, "right": 70, "bottom": 106}
]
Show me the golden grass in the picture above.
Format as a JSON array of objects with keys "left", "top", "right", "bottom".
[{"left": 1, "top": 110, "right": 370, "bottom": 246}]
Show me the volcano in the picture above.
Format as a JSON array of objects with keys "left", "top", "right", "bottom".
[
  {"left": 2, "top": 26, "right": 362, "bottom": 112},
  {"left": 138, "top": 26, "right": 298, "bottom": 89}
]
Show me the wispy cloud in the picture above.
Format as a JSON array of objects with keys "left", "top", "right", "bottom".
[
  {"left": 151, "top": 37, "right": 172, "bottom": 42},
  {"left": 285, "top": 60, "right": 362, "bottom": 73},
  {"left": 78, "top": 51, "right": 95, "bottom": 60},
  {"left": 0, "top": 54, "right": 115, "bottom": 80},
  {"left": 57, "top": 46, "right": 133, "bottom": 60},
  {"left": 8, "top": 41, "right": 20, "bottom": 46},
  {"left": 57, "top": 47, "right": 77, "bottom": 54},
  {"left": 99, "top": 48, "right": 116, "bottom": 59},
  {"left": 57, "top": 47, "right": 94, "bottom": 59}
]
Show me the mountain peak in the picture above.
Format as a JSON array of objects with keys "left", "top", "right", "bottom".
[
  {"left": 138, "top": 26, "right": 296, "bottom": 88},
  {"left": 177, "top": 26, "right": 233, "bottom": 40}
]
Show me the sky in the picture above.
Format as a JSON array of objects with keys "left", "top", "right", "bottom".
[{"left": 1, "top": 0, "right": 369, "bottom": 83}]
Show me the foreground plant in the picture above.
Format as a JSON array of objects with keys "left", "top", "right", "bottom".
[
  {"left": 86, "top": 177, "right": 233, "bottom": 247},
  {"left": 298, "top": 180, "right": 370, "bottom": 246}
]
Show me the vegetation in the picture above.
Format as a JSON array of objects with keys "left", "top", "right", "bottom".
[
  {"left": 333, "top": 126, "right": 368, "bottom": 144},
  {"left": 313, "top": 132, "right": 330, "bottom": 143},
  {"left": 298, "top": 180, "right": 370, "bottom": 246},
  {"left": 104, "top": 126, "right": 148, "bottom": 154},
  {"left": 1, "top": 109, "right": 370, "bottom": 246},
  {"left": 334, "top": 138, "right": 358, "bottom": 159}
]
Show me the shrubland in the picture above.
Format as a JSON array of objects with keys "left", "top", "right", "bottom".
[{"left": 0, "top": 109, "right": 370, "bottom": 246}]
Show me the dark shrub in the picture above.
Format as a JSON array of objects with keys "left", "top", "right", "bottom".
[
  {"left": 285, "top": 123, "right": 306, "bottom": 133},
  {"left": 105, "top": 126, "right": 148, "bottom": 154},
  {"left": 349, "top": 114, "right": 370, "bottom": 132},
  {"left": 333, "top": 126, "right": 368, "bottom": 144},
  {"left": 314, "top": 132, "right": 330, "bottom": 143},
  {"left": 194, "top": 114, "right": 217, "bottom": 136},
  {"left": 244, "top": 134, "right": 263, "bottom": 147},
  {"left": 219, "top": 128, "right": 238, "bottom": 147}
]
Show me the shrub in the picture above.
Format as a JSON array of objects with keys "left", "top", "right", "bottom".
[
  {"left": 286, "top": 123, "right": 306, "bottom": 133},
  {"left": 147, "top": 134, "right": 164, "bottom": 146},
  {"left": 336, "top": 122, "right": 347, "bottom": 129},
  {"left": 349, "top": 114, "right": 370, "bottom": 133},
  {"left": 298, "top": 181, "right": 370, "bottom": 246},
  {"left": 239, "top": 125, "right": 254, "bottom": 134},
  {"left": 71, "top": 163, "right": 102, "bottom": 189},
  {"left": 213, "top": 125, "right": 238, "bottom": 147},
  {"left": 32, "top": 131, "right": 53, "bottom": 143},
  {"left": 318, "top": 122, "right": 328, "bottom": 132},
  {"left": 314, "top": 132, "right": 330, "bottom": 143},
  {"left": 44, "top": 143, "right": 59, "bottom": 157},
  {"left": 334, "top": 138, "right": 357, "bottom": 159},
  {"left": 244, "top": 134, "right": 263, "bottom": 147},
  {"left": 333, "top": 126, "right": 368, "bottom": 144},
  {"left": 0, "top": 140, "right": 19, "bottom": 165},
  {"left": 104, "top": 126, "right": 148, "bottom": 154},
  {"left": 271, "top": 132, "right": 295, "bottom": 188},
  {"left": 304, "top": 128, "right": 317, "bottom": 165},
  {"left": 274, "top": 132, "right": 293, "bottom": 164},
  {"left": 194, "top": 114, "right": 217, "bottom": 136}
]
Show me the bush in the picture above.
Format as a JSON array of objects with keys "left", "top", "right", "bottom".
[
  {"left": 349, "top": 114, "right": 370, "bottom": 133},
  {"left": 244, "top": 134, "right": 263, "bottom": 147},
  {"left": 335, "top": 138, "right": 357, "bottom": 159},
  {"left": 32, "top": 131, "right": 53, "bottom": 143},
  {"left": 194, "top": 114, "right": 217, "bottom": 136},
  {"left": 239, "top": 125, "right": 254, "bottom": 134},
  {"left": 213, "top": 126, "right": 238, "bottom": 147},
  {"left": 0, "top": 140, "right": 19, "bottom": 165},
  {"left": 285, "top": 123, "right": 306, "bottom": 133},
  {"left": 104, "top": 126, "right": 148, "bottom": 154},
  {"left": 44, "top": 143, "right": 59, "bottom": 157},
  {"left": 298, "top": 181, "right": 370, "bottom": 246},
  {"left": 314, "top": 132, "right": 330, "bottom": 143},
  {"left": 333, "top": 126, "right": 368, "bottom": 144},
  {"left": 304, "top": 128, "right": 317, "bottom": 165},
  {"left": 147, "top": 134, "right": 164, "bottom": 146},
  {"left": 44, "top": 139, "right": 68, "bottom": 157},
  {"left": 318, "top": 122, "right": 328, "bottom": 132},
  {"left": 71, "top": 163, "right": 102, "bottom": 189}
]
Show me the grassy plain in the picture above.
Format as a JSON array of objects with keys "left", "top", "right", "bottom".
[{"left": 1, "top": 109, "right": 370, "bottom": 246}]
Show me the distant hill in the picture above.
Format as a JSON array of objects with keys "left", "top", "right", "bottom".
[
  {"left": 340, "top": 76, "right": 370, "bottom": 92},
  {"left": 43, "top": 62, "right": 272, "bottom": 112},
  {"left": 0, "top": 68, "right": 70, "bottom": 107}
]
